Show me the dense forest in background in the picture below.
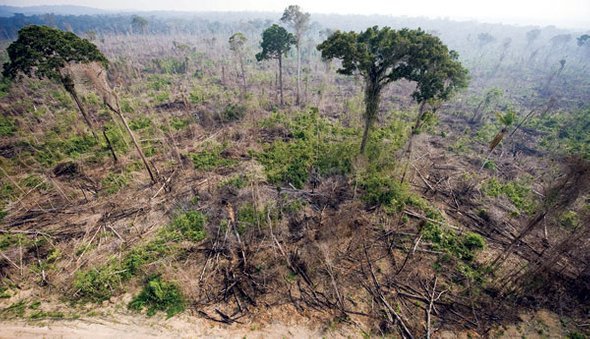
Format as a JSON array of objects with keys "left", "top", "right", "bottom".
[{"left": 0, "top": 5, "right": 589, "bottom": 338}]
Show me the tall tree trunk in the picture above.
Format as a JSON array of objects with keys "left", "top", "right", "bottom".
[
  {"left": 360, "top": 78, "right": 381, "bottom": 154},
  {"left": 62, "top": 76, "right": 98, "bottom": 140},
  {"left": 400, "top": 101, "right": 427, "bottom": 183},
  {"left": 102, "top": 126, "right": 118, "bottom": 163},
  {"left": 278, "top": 55, "right": 284, "bottom": 106},
  {"left": 296, "top": 44, "right": 301, "bottom": 106},
  {"left": 239, "top": 56, "right": 247, "bottom": 96},
  {"left": 490, "top": 211, "right": 547, "bottom": 269},
  {"left": 105, "top": 98, "right": 156, "bottom": 184}
]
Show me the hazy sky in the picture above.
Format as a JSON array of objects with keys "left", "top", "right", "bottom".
[{"left": 3, "top": 0, "right": 590, "bottom": 28}]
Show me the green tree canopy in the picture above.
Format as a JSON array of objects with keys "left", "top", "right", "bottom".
[
  {"left": 280, "top": 5, "right": 310, "bottom": 105},
  {"left": 578, "top": 34, "right": 590, "bottom": 47},
  {"left": 255, "top": 24, "right": 295, "bottom": 62},
  {"left": 317, "top": 26, "right": 467, "bottom": 153},
  {"left": 229, "top": 32, "right": 247, "bottom": 52},
  {"left": 256, "top": 24, "right": 295, "bottom": 106},
  {"left": 3, "top": 25, "right": 108, "bottom": 84}
]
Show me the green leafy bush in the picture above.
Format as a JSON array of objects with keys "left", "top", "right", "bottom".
[
  {"left": 0, "top": 116, "right": 17, "bottom": 137},
  {"left": 129, "top": 116, "right": 152, "bottom": 131},
  {"left": 169, "top": 211, "right": 207, "bottom": 241},
  {"left": 256, "top": 110, "right": 356, "bottom": 189},
  {"left": 483, "top": 177, "right": 535, "bottom": 214},
  {"left": 359, "top": 172, "right": 407, "bottom": 211},
  {"left": 189, "top": 142, "right": 235, "bottom": 170},
  {"left": 170, "top": 117, "right": 190, "bottom": 130},
  {"left": 73, "top": 263, "right": 123, "bottom": 302},
  {"left": 219, "top": 175, "right": 247, "bottom": 189},
  {"left": 101, "top": 172, "right": 129, "bottom": 195},
  {"left": 221, "top": 103, "right": 246, "bottom": 122},
  {"left": 422, "top": 223, "right": 486, "bottom": 262},
  {"left": 129, "top": 275, "right": 185, "bottom": 318}
]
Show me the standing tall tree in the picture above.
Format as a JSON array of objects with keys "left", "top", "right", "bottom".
[
  {"left": 2, "top": 25, "right": 155, "bottom": 183},
  {"left": 526, "top": 29, "right": 541, "bottom": 46},
  {"left": 406, "top": 35, "right": 468, "bottom": 132},
  {"left": 318, "top": 26, "right": 467, "bottom": 154},
  {"left": 131, "top": 15, "right": 148, "bottom": 35},
  {"left": 280, "top": 5, "right": 310, "bottom": 106},
  {"left": 229, "top": 32, "right": 248, "bottom": 95},
  {"left": 3, "top": 25, "right": 107, "bottom": 140},
  {"left": 256, "top": 24, "right": 295, "bottom": 106}
]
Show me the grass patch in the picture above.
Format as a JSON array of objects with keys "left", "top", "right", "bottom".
[
  {"left": 482, "top": 177, "right": 535, "bottom": 215},
  {"left": 129, "top": 275, "right": 185, "bottom": 318},
  {"left": 170, "top": 117, "right": 190, "bottom": 130},
  {"left": 218, "top": 174, "right": 247, "bottom": 189},
  {"left": 257, "top": 110, "right": 357, "bottom": 189},
  {"left": 189, "top": 142, "right": 235, "bottom": 170},
  {"left": 101, "top": 172, "right": 129, "bottom": 195},
  {"left": 74, "top": 210, "right": 207, "bottom": 302},
  {"left": 129, "top": 116, "right": 152, "bottom": 131},
  {"left": 168, "top": 210, "right": 207, "bottom": 242},
  {"left": 0, "top": 300, "right": 27, "bottom": 319},
  {"left": 359, "top": 171, "right": 407, "bottom": 211},
  {"left": 0, "top": 115, "right": 17, "bottom": 137},
  {"left": 424, "top": 222, "right": 486, "bottom": 264}
]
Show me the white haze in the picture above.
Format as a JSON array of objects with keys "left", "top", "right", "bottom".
[{"left": 3, "top": 0, "right": 590, "bottom": 29}]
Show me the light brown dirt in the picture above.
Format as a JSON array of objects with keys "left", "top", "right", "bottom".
[{"left": 0, "top": 314, "right": 345, "bottom": 338}]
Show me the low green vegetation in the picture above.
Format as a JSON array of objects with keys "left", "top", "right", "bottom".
[
  {"left": 169, "top": 117, "right": 190, "bottom": 130},
  {"left": 256, "top": 110, "right": 358, "bottom": 188},
  {"left": 423, "top": 223, "right": 486, "bottom": 262},
  {"left": 533, "top": 108, "right": 590, "bottom": 159},
  {"left": 100, "top": 172, "right": 129, "bottom": 195},
  {"left": 482, "top": 177, "right": 536, "bottom": 215},
  {"left": 129, "top": 275, "right": 185, "bottom": 318},
  {"left": 74, "top": 210, "right": 207, "bottom": 303},
  {"left": 359, "top": 171, "right": 407, "bottom": 211},
  {"left": 219, "top": 174, "right": 247, "bottom": 189},
  {"left": 221, "top": 103, "right": 246, "bottom": 122},
  {"left": 168, "top": 210, "right": 207, "bottom": 242},
  {"left": 189, "top": 142, "right": 235, "bottom": 170},
  {"left": 0, "top": 115, "right": 17, "bottom": 137}
]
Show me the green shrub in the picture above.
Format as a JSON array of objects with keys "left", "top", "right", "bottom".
[
  {"left": 560, "top": 210, "right": 580, "bottom": 229},
  {"left": 121, "top": 239, "right": 172, "bottom": 278},
  {"left": 422, "top": 222, "right": 486, "bottom": 262},
  {"left": 74, "top": 208, "right": 208, "bottom": 302},
  {"left": 129, "top": 275, "right": 185, "bottom": 318},
  {"left": 61, "top": 134, "right": 98, "bottom": 158},
  {"left": 189, "top": 86, "right": 205, "bottom": 104},
  {"left": 219, "top": 175, "right": 247, "bottom": 189},
  {"left": 147, "top": 75, "right": 171, "bottom": 91},
  {"left": 153, "top": 91, "right": 170, "bottom": 104},
  {"left": 189, "top": 142, "right": 235, "bottom": 170},
  {"left": 483, "top": 177, "right": 535, "bottom": 214},
  {"left": 170, "top": 117, "right": 190, "bottom": 130},
  {"left": 129, "top": 117, "right": 152, "bottom": 131},
  {"left": 0, "top": 183, "right": 15, "bottom": 203},
  {"left": 256, "top": 110, "right": 356, "bottom": 189},
  {"left": 221, "top": 103, "right": 246, "bottom": 122},
  {"left": 0, "top": 116, "right": 17, "bottom": 137},
  {"left": 237, "top": 203, "right": 263, "bottom": 233},
  {"left": 73, "top": 264, "right": 122, "bottom": 302},
  {"left": 0, "top": 78, "right": 10, "bottom": 99},
  {"left": 101, "top": 172, "right": 129, "bottom": 195},
  {"left": 360, "top": 172, "right": 407, "bottom": 211},
  {"left": 169, "top": 211, "right": 207, "bottom": 242},
  {"left": 21, "top": 175, "right": 49, "bottom": 190},
  {"left": 103, "top": 123, "right": 129, "bottom": 154},
  {"left": 0, "top": 233, "right": 27, "bottom": 251},
  {"left": 0, "top": 300, "right": 27, "bottom": 318}
]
